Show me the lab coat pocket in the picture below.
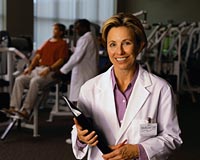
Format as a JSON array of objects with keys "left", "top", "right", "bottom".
[
  {"left": 127, "top": 120, "right": 147, "bottom": 143},
  {"left": 139, "top": 121, "right": 157, "bottom": 137},
  {"left": 127, "top": 120, "right": 157, "bottom": 143}
]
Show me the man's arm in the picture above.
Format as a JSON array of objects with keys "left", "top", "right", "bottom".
[
  {"left": 24, "top": 53, "right": 41, "bottom": 75},
  {"left": 48, "top": 58, "right": 65, "bottom": 72},
  {"left": 29, "top": 53, "right": 41, "bottom": 69},
  {"left": 39, "top": 58, "right": 65, "bottom": 77}
]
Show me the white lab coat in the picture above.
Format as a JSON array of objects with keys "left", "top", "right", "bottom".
[
  {"left": 71, "top": 65, "right": 183, "bottom": 160},
  {"left": 60, "top": 32, "right": 98, "bottom": 102}
]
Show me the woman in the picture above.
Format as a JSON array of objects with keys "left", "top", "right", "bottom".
[{"left": 70, "top": 13, "right": 182, "bottom": 160}]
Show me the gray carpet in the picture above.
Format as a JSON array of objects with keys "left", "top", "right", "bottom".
[{"left": 0, "top": 108, "right": 77, "bottom": 160}]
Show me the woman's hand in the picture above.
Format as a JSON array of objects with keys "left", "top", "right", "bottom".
[
  {"left": 74, "top": 118, "right": 98, "bottom": 147},
  {"left": 102, "top": 143, "right": 139, "bottom": 160}
]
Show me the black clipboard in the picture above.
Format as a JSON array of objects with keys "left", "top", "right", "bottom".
[{"left": 62, "top": 95, "right": 112, "bottom": 154}]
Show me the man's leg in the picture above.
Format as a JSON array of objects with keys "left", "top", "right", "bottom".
[
  {"left": 0, "top": 74, "right": 31, "bottom": 116},
  {"left": 19, "top": 70, "right": 54, "bottom": 117}
]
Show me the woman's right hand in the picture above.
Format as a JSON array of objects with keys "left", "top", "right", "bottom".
[{"left": 73, "top": 118, "right": 99, "bottom": 147}]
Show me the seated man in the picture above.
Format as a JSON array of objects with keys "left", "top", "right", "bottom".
[{"left": 1, "top": 23, "right": 69, "bottom": 119}]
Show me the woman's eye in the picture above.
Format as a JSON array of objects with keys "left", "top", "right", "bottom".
[
  {"left": 122, "top": 41, "right": 132, "bottom": 46},
  {"left": 109, "top": 43, "right": 116, "bottom": 47}
]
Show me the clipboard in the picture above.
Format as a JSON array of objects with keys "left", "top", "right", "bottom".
[{"left": 62, "top": 95, "right": 112, "bottom": 154}]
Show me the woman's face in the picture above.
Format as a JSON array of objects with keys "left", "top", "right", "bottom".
[{"left": 107, "top": 26, "right": 138, "bottom": 72}]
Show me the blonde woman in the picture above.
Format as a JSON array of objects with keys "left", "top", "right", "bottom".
[{"left": 70, "top": 13, "right": 182, "bottom": 160}]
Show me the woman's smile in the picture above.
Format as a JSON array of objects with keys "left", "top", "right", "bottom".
[{"left": 115, "top": 56, "right": 128, "bottom": 62}]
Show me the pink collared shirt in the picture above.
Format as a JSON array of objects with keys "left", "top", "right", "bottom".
[{"left": 111, "top": 65, "right": 148, "bottom": 160}]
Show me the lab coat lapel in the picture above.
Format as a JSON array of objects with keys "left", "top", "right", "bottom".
[
  {"left": 102, "top": 84, "right": 121, "bottom": 129},
  {"left": 98, "top": 68, "right": 121, "bottom": 140},
  {"left": 116, "top": 66, "right": 151, "bottom": 142}
]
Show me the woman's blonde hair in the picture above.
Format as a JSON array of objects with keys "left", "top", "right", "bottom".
[{"left": 102, "top": 12, "right": 147, "bottom": 52}]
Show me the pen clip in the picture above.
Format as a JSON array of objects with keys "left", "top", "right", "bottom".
[{"left": 148, "top": 117, "right": 152, "bottom": 123}]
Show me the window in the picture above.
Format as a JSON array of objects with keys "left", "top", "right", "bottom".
[
  {"left": 0, "top": 0, "right": 6, "bottom": 30},
  {"left": 34, "top": 0, "right": 117, "bottom": 49}
]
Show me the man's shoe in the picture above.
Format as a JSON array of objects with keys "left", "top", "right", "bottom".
[
  {"left": 15, "top": 109, "right": 29, "bottom": 120},
  {"left": 0, "top": 107, "right": 17, "bottom": 116}
]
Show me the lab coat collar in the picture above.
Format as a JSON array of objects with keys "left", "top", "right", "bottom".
[{"left": 81, "top": 31, "right": 92, "bottom": 38}]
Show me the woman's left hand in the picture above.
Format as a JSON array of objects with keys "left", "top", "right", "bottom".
[{"left": 102, "top": 143, "right": 139, "bottom": 160}]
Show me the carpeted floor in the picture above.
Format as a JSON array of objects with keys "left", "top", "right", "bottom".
[
  {"left": 0, "top": 108, "right": 78, "bottom": 160},
  {"left": 0, "top": 93, "right": 200, "bottom": 160},
  {"left": 168, "top": 94, "right": 200, "bottom": 160}
]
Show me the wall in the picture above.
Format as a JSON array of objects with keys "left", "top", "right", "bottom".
[
  {"left": 5, "top": 0, "right": 199, "bottom": 38},
  {"left": 6, "top": 0, "right": 33, "bottom": 38},
  {"left": 117, "top": 0, "right": 200, "bottom": 24}
]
